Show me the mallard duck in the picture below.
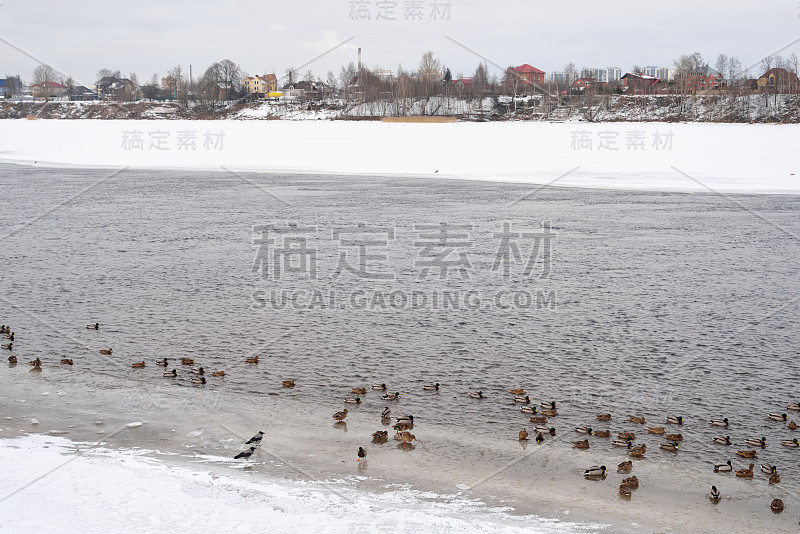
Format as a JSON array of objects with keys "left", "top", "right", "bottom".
[
  {"left": 382, "top": 392, "right": 401, "bottom": 400},
  {"left": 351, "top": 387, "right": 367, "bottom": 394},
  {"left": 514, "top": 396, "right": 531, "bottom": 404},
  {"left": 28, "top": 357, "right": 42, "bottom": 367},
  {"left": 245, "top": 356, "right": 259, "bottom": 364},
  {"left": 393, "top": 421, "right": 413, "bottom": 431},
  {"left": 357, "top": 447, "right": 367, "bottom": 462},
  {"left": 628, "top": 416, "right": 645, "bottom": 424},
  {"left": 629, "top": 444, "right": 647, "bottom": 457},
  {"left": 713, "top": 435, "right": 731, "bottom": 445},
  {"left": 468, "top": 391, "right": 484, "bottom": 399},
  {"left": 594, "top": 430, "right": 611, "bottom": 438},
  {"left": 664, "top": 433, "right": 683, "bottom": 441},
  {"left": 709, "top": 486, "right": 720, "bottom": 501},
  {"left": 660, "top": 442, "right": 680, "bottom": 452},
  {"left": 745, "top": 437, "right": 766, "bottom": 447},
  {"left": 131, "top": 361, "right": 146, "bottom": 368},
  {"left": 86, "top": 323, "right": 99, "bottom": 330},
  {"left": 508, "top": 389, "right": 525, "bottom": 395},
  {"left": 612, "top": 438, "right": 633, "bottom": 448},
  {"left": 760, "top": 464, "right": 777, "bottom": 475},
  {"left": 769, "top": 472, "right": 781, "bottom": 484},
  {"left": 211, "top": 371, "right": 225, "bottom": 377},
  {"left": 0, "top": 325, "right": 7, "bottom": 334},
  {"left": 163, "top": 369, "right": 177, "bottom": 377},
  {"left": 60, "top": 358, "right": 73, "bottom": 365},
  {"left": 245, "top": 431, "right": 264, "bottom": 445},
  {"left": 596, "top": 414, "right": 612, "bottom": 421},
  {"left": 787, "top": 402, "right": 800, "bottom": 411},
  {"left": 372, "top": 384, "right": 387, "bottom": 390},
  {"left": 529, "top": 416, "right": 547, "bottom": 424},
  {"left": 620, "top": 475, "right": 639, "bottom": 489},
  {"left": 541, "top": 401, "right": 557, "bottom": 410},
  {"left": 647, "top": 427, "right": 665, "bottom": 434},
  {"left": 710, "top": 418, "right": 729, "bottom": 427},
  {"left": 381, "top": 407, "right": 391, "bottom": 418},
  {"left": 519, "top": 428, "right": 529, "bottom": 441},
  {"left": 770, "top": 498, "right": 784, "bottom": 513},
  {"left": 99, "top": 348, "right": 112, "bottom": 355},
  {"left": 234, "top": 446, "right": 256, "bottom": 459},
  {"left": 191, "top": 376, "right": 206, "bottom": 384},
  {"left": 282, "top": 380, "right": 295, "bottom": 387},
  {"left": 535, "top": 432, "right": 544, "bottom": 443},
  {"left": 155, "top": 358, "right": 168, "bottom": 366},
  {"left": 344, "top": 397, "right": 362, "bottom": 404},
  {"left": 619, "top": 486, "right": 632, "bottom": 497},
  {"left": 736, "top": 450, "right": 757, "bottom": 458},
  {"left": 372, "top": 430, "right": 388, "bottom": 441},
  {"left": 780, "top": 438, "right": 799, "bottom": 447},
  {"left": 396, "top": 415, "right": 414, "bottom": 424},
  {"left": 534, "top": 426, "right": 556, "bottom": 436},
  {"left": 1, "top": 343, "right": 13, "bottom": 350},
  {"left": 617, "top": 460, "right": 633, "bottom": 472},
  {"left": 617, "top": 432, "right": 636, "bottom": 440},
  {"left": 520, "top": 406, "right": 537, "bottom": 414},
  {"left": 4, "top": 332, "right": 14, "bottom": 341},
  {"left": 573, "top": 439, "right": 590, "bottom": 449},
  {"left": 190, "top": 367, "right": 204, "bottom": 375},
  {"left": 397, "top": 431, "right": 417, "bottom": 443},
  {"left": 768, "top": 413, "right": 788, "bottom": 422},
  {"left": 667, "top": 416, "right": 683, "bottom": 425},
  {"left": 423, "top": 383, "right": 440, "bottom": 391},
  {"left": 574, "top": 426, "right": 592, "bottom": 435},
  {"left": 333, "top": 409, "right": 348, "bottom": 421},
  {"left": 714, "top": 460, "right": 732, "bottom": 472},
  {"left": 788, "top": 420, "right": 798, "bottom": 430},
  {"left": 584, "top": 465, "right": 606, "bottom": 477},
  {"left": 180, "top": 358, "right": 193, "bottom": 365},
  {"left": 541, "top": 409, "right": 558, "bottom": 417},
  {"left": 8, "top": 355, "right": 17, "bottom": 364}
]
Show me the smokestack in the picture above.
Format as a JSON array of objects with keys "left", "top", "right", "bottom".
[{"left": 358, "top": 48, "right": 362, "bottom": 71}]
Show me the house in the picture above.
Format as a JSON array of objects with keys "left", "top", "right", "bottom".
[
  {"left": 756, "top": 68, "right": 800, "bottom": 93},
  {"left": 69, "top": 85, "right": 99, "bottom": 101},
  {"left": 572, "top": 77, "right": 596, "bottom": 89},
  {"left": 243, "top": 74, "right": 278, "bottom": 98},
  {"left": 508, "top": 64, "right": 545, "bottom": 86},
  {"left": 32, "top": 81, "right": 66, "bottom": 99},
  {"left": 684, "top": 67, "right": 724, "bottom": 94},
  {"left": 451, "top": 77, "right": 474, "bottom": 90},
  {"left": 96, "top": 76, "right": 141, "bottom": 101},
  {"left": 0, "top": 76, "right": 22, "bottom": 97},
  {"left": 621, "top": 73, "right": 660, "bottom": 95},
  {"left": 282, "top": 80, "right": 326, "bottom": 100}
]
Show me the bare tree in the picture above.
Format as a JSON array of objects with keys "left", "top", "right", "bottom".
[
  {"left": 96, "top": 68, "right": 121, "bottom": 81},
  {"left": 32, "top": 64, "right": 61, "bottom": 101}
]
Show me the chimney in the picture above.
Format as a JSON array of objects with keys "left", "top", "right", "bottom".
[{"left": 358, "top": 47, "right": 362, "bottom": 71}]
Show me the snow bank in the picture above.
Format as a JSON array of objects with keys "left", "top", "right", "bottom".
[
  {"left": 0, "top": 119, "right": 798, "bottom": 194},
  {"left": 0, "top": 434, "right": 602, "bottom": 534}
]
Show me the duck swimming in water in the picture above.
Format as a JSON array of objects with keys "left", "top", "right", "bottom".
[
  {"left": 713, "top": 436, "right": 731, "bottom": 445},
  {"left": 190, "top": 367, "right": 204, "bottom": 375},
  {"left": 770, "top": 498, "right": 784, "bottom": 513},
  {"left": 508, "top": 389, "right": 525, "bottom": 395},
  {"left": 780, "top": 438, "right": 799, "bottom": 447},
  {"left": 131, "top": 361, "right": 146, "bottom": 368},
  {"left": 619, "top": 476, "right": 639, "bottom": 489},
  {"left": 710, "top": 418, "right": 729, "bottom": 427},
  {"left": 351, "top": 387, "right": 367, "bottom": 394},
  {"left": 468, "top": 391, "right": 484, "bottom": 399},
  {"left": 647, "top": 427, "right": 665, "bottom": 434},
  {"left": 735, "top": 463, "right": 754, "bottom": 477},
  {"left": 1, "top": 343, "right": 13, "bottom": 350},
  {"left": 282, "top": 380, "right": 295, "bottom": 388},
  {"left": 245, "top": 356, "right": 259, "bottom": 364},
  {"left": 344, "top": 397, "right": 362, "bottom": 404},
  {"left": 211, "top": 371, "right": 225, "bottom": 377},
  {"left": 60, "top": 358, "right": 73, "bottom": 365},
  {"left": 573, "top": 439, "right": 590, "bottom": 449},
  {"left": 612, "top": 438, "right": 633, "bottom": 448},
  {"left": 333, "top": 409, "right": 348, "bottom": 421},
  {"left": 191, "top": 376, "right": 206, "bottom": 385},
  {"left": 617, "top": 461, "right": 632, "bottom": 472},
  {"left": 99, "top": 348, "right": 112, "bottom": 355},
  {"left": 372, "top": 384, "right": 387, "bottom": 390},
  {"left": 736, "top": 450, "right": 757, "bottom": 458},
  {"left": 520, "top": 406, "right": 537, "bottom": 414},
  {"left": 596, "top": 414, "right": 612, "bottom": 421},
  {"left": 574, "top": 426, "right": 592, "bottom": 435},
  {"left": 540, "top": 401, "right": 556, "bottom": 410},
  {"left": 664, "top": 433, "right": 683, "bottom": 441},
  {"left": 709, "top": 485, "right": 721, "bottom": 501},
  {"left": 381, "top": 407, "right": 391, "bottom": 418},
  {"left": 787, "top": 402, "right": 800, "bottom": 411},
  {"left": 768, "top": 413, "right": 788, "bottom": 422},
  {"left": 163, "top": 369, "right": 177, "bottom": 377},
  {"left": 744, "top": 437, "right": 766, "bottom": 448},
  {"left": 8, "top": 355, "right": 17, "bottom": 364},
  {"left": 535, "top": 432, "right": 544, "bottom": 443},
  {"left": 534, "top": 426, "right": 556, "bottom": 436},
  {"left": 714, "top": 460, "right": 732, "bottom": 472},
  {"left": 667, "top": 416, "right": 683, "bottom": 425},
  {"left": 660, "top": 442, "right": 680, "bottom": 452},
  {"left": 519, "top": 428, "right": 529, "bottom": 441},
  {"left": 423, "top": 383, "right": 440, "bottom": 391},
  {"left": 593, "top": 430, "right": 611, "bottom": 438},
  {"left": 180, "top": 357, "right": 194, "bottom": 365},
  {"left": 382, "top": 392, "right": 401, "bottom": 400},
  {"left": 760, "top": 464, "right": 777, "bottom": 475},
  {"left": 86, "top": 323, "right": 99, "bottom": 330},
  {"left": 155, "top": 358, "right": 168, "bottom": 366},
  {"left": 514, "top": 396, "right": 531, "bottom": 404},
  {"left": 628, "top": 416, "right": 645, "bottom": 424}
]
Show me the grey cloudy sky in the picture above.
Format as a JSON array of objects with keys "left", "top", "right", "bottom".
[{"left": 1, "top": 0, "right": 799, "bottom": 85}]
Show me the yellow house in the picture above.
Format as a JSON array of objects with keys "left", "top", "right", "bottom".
[{"left": 243, "top": 74, "right": 278, "bottom": 96}]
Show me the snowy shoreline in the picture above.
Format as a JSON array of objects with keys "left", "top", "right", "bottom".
[{"left": 0, "top": 119, "right": 798, "bottom": 194}]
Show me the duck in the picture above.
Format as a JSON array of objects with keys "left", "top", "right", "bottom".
[
  {"left": 234, "top": 447, "right": 256, "bottom": 459},
  {"left": 211, "top": 371, "right": 225, "bottom": 377},
  {"left": 787, "top": 402, "right": 800, "bottom": 411},
  {"left": 99, "top": 348, "right": 112, "bottom": 355},
  {"left": 710, "top": 418, "right": 729, "bottom": 427},
  {"left": 163, "top": 369, "right": 177, "bottom": 377},
  {"left": 788, "top": 421, "right": 798, "bottom": 430},
  {"left": 768, "top": 413, "right": 788, "bottom": 422},
  {"left": 514, "top": 396, "right": 531, "bottom": 404},
  {"left": 155, "top": 358, "right": 168, "bottom": 366},
  {"left": 423, "top": 383, "right": 440, "bottom": 391},
  {"left": 629, "top": 444, "right": 647, "bottom": 457},
  {"left": 4, "top": 332, "right": 14, "bottom": 341},
  {"left": 357, "top": 447, "right": 367, "bottom": 462},
  {"left": 583, "top": 465, "right": 606, "bottom": 477},
  {"left": 770, "top": 498, "right": 784, "bottom": 513},
  {"left": 760, "top": 464, "right": 777, "bottom": 475},
  {"left": 660, "top": 442, "right": 680, "bottom": 452},
  {"left": 628, "top": 416, "right": 645, "bottom": 424},
  {"left": 520, "top": 406, "right": 537, "bottom": 414},
  {"left": 381, "top": 407, "right": 391, "bottom": 418},
  {"left": 180, "top": 358, "right": 194, "bottom": 365},
  {"left": 86, "top": 323, "right": 99, "bottom": 330},
  {"left": 745, "top": 437, "right": 766, "bottom": 448},
  {"left": 619, "top": 475, "right": 639, "bottom": 489},
  {"left": 7, "top": 355, "right": 17, "bottom": 364},
  {"left": 780, "top": 438, "right": 799, "bottom": 447},
  {"left": 596, "top": 414, "right": 612, "bottom": 421},
  {"left": 60, "top": 358, "right": 73, "bottom": 365},
  {"left": 534, "top": 426, "right": 556, "bottom": 436},
  {"left": 333, "top": 409, "right": 348, "bottom": 421},
  {"left": 736, "top": 450, "right": 757, "bottom": 458},
  {"left": 190, "top": 367, "right": 204, "bottom": 375},
  {"left": 397, "top": 431, "right": 417, "bottom": 443},
  {"left": 372, "top": 384, "right": 387, "bottom": 390},
  {"left": 468, "top": 391, "right": 484, "bottom": 399},
  {"left": 769, "top": 472, "right": 781, "bottom": 484},
  {"left": 1, "top": 343, "right": 13, "bottom": 350},
  {"left": 282, "top": 380, "right": 295, "bottom": 388},
  {"left": 28, "top": 357, "right": 41, "bottom": 367},
  {"left": 594, "top": 430, "right": 611, "bottom": 438},
  {"left": 508, "top": 389, "right": 525, "bottom": 395},
  {"left": 574, "top": 426, "right": 592, "bottom": 435},
  {"left": 519, "top": 428, "right": 529, "bottom": 441},
  {"left": 0, "top": 325, "right": 7, "bottom": 333},
  {"left": 735, "top": 463, "right": 754, "bottom": 477},
  {"left": 535, "top": 432, "right": 545, "bottom": 443},
  {"left": 529, "top": 416, "right": 548, "bottom": 424},
  {"left": 714, "top": 460, "right": 732, "bottom": 472},
  {"left": 540, "top": 401, "right": 557, "bottom": 410},
  {"left": 618, "top": 486, "right": 632, "bottom": 498},
  {"left": 245, "top": 431, "right": 265, "bottom": 445},
  {"left": 245, "top": 356, "right": 259, "bottom": 364},
  {"left": 396, "top": 415, "right": 414, "bottom": 424},
  {"left": 664, "top": 433, "right": 683, "bottom": 441},
  {"left": 392, "top": 421, "right": 413, "bottom": 432},
  {"left": 612, "top": 438, "right": 633, "bottom": 448},
  {"left": 351, "top": 387, "right": 367, "bottom": 394},
  {"left": 617, "top": 460, "right": 633, "bottom": 472},
  {"left": 647, "top": 427, "right": 665, "bottom": 434},
  {"left": 713, "top": 436, "right": 731, "bottom": 445},
  {"left": 709, "top": 485, "right": 721, "bottom": 501},
  {"left": 667, "top": 416, "right": 683, "bottom": 425},
  {"left": 382, "top": 392, "right": 401, "bottom": 401},
  {"left": 344, "top": 397, "right": 362, "bottom": 404},
  {"left": 541, "top": 409, "right": 558, "bottom": 417},
  {"left": 617, "top": 432, "right": 636, "bottom": 441},
  {"left": 191, "top": 376, "right": 206, "bottom": 385},
  {"left": 131, "top": 361, "right": 146, "bottom": 368},
  {"left": 372, "top": 430, "right": 388, "bottom": 441},
  {"left": 573, "top": 439, "right": 590, "bottom": 449}
]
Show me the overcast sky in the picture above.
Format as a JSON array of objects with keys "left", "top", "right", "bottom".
[{"left": 1, "top": 0, "right": 799, "bottom": 85}]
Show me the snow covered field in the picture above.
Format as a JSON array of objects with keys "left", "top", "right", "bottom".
[{"left": 0, "top": 119, "right": 798, "bottom": 194}]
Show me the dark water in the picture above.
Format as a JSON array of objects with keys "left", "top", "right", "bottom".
[{"left": 1, "top": 164, "right": 799, "bottom": 532}]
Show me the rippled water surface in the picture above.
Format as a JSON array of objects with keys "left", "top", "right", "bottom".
[{"left": 1, "top": 164, "right": 799, "bottom": 532}]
